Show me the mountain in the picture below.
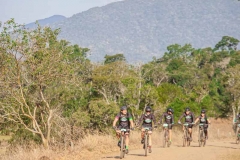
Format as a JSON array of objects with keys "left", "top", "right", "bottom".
[
  {"left": 26, "top": 15, "right": 66, "bottom": 29},
  {"left": 51, "top": 0, "right": 240, "bottom": 63}
]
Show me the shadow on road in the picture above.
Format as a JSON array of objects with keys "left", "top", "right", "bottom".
[
  {"left": 128, "top": 153, "right": 146, "bottom": 157},
  {"left": 101, "top": 156, "right": 119, "bottom": 159},
  {"left": 207, "top": 144, "right": 239, "bottom": 149}
]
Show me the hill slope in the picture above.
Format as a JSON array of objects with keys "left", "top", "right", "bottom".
[
  {"left": 52, "top": 0, "right": 240, "bottom": 63},
  {"left": 26, "top": 15, "right": 66, "bottom": 29}
]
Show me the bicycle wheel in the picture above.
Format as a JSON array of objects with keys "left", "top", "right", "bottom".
[
  {"left": 187, "top": 131, "right": 191, "bottom": 147},
  {"left": 144, "top": 134, "right": 148, "bottom": 156},
  {"left": 203, "top": 131, "right": 206, "bottom": 147},
  {"left": 198, "top": 130, "right": 202, "bottom": 147},
  {"left": 120, "top": 136, "right": 125, "bottom": 159},
  {"left": 166, "top": 130, "right": 170, "bottom": 147},
  {"left": 183, "top": 130, "right": 187, "bottom": 147},
  {"left": 163, "top": 130, "right": 166, "bottom": 148}
]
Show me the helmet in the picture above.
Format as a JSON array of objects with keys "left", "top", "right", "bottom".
[
  {"left": 185, "top": 107, "right": 190, "bottom": 112},
  {"left": 201, "top": 109, "right": 206, "bottom": 113},
  {"left": 145, "top": 106, "right": 151, "bottom": 112},
  {"left": 167, "top": 108, "right": 173, "bottom": 113},
  {"left": 120, "top": 106, "right": 127, "bottom": 111}
]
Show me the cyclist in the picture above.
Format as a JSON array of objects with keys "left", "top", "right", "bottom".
[
  {"left": 178, "top": 107, "right": 195, "bottom": 141},
  {"left": 194, "top": 109, "right": 211, "bottom": 139},
  {"left": 137, "top": 106, "right": 156, "bottom": 153},
  {"left": 113, "top": 106, "right": 134, "bottom": 154},
  {"left": 159, "top": 108, "right": 174, "bottom": 143},
  {"left": 234, "top": 112, "right": 240, "bottom": 134}
]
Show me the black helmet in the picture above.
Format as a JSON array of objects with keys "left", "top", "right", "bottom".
[
  {"left": 145, "top": 106, "right": 151, "bottom": 112},
  {"left": 167, "top": 108, "right": 173, "bottom": 113},
  {"left": 185, "top": 107, "right": 190, "bottom": 112},
  {"left": 201, "top": 109, "right": 206, "bottom": 113},
  {"left": 120, "top": 106, "right": 127, "bottom": 111}
]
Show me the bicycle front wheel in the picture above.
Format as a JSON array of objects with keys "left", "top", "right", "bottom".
[
  {"left": 144, "top": 134, "right": 148, "bottom": 156},
  {"left": 120, "top": 136, "right": 125, "bottom": 159},
  {"left": 163, "top": 130, "right": 167, "bottom": 148},
  {"left": 183, "top": 130, "right": 187, "bottom": 147}
]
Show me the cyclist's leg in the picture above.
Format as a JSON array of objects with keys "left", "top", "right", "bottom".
[
  {"left": 148, "top": 130, "right": 152, "bottom": 152},
  {"left": 125, "top": 132, "right": 130, "bottom": 149},
  {"left": 188, "top": 125, "right": 193, "bottom": 140},
  {"left": 141, "top": 128, "right": 145, "bottom": 143},
  {"left": 116, "top": 129, "right": 121, "bottom": 146},
  {"left": 169, "top": 124, "right": 173, "bottom": 141},
  {"left": 204, "top": 125, "right": 208, "bottom": 139},
  {"left": 148, "top": 130, "right": 152, "bottom": 146}
]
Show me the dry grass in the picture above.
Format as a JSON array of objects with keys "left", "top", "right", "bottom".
[{"left": 0, "top": 118, "right": 238, "bottom": 160}]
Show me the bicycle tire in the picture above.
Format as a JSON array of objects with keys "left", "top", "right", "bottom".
[
  {"left": 120, "top": 136, "right": 124, "bottom": 159},
  {"left": 144, "top": 134, "right": 148, "bottom": 156},
  {"left": 186, "top": 130, "right": 191, "bottom": 147},
  {"left": 203, "top": 131, "right": 206, "bottom": 147},
  {"left": 183, "top": 129, "right": 187, "bottom": 147},
  {"left": 163, "top": 129, "right": 166, "bottom": 148},
  {"left": 198, "top": 130, "right": 202, "bottom": 147},
  {"left": 166, "top": 130, "right": 170, "bottom": 147}
]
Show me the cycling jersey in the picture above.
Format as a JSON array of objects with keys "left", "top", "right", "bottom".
[
  {"left": 115, "top": 112, "right": 133, "bottom": 128},
  {"left": 179, "top": 112, "right": 195, "bottom": 123},
  {"left": 198, "top": 115, "right": 209, "bottom": 124},
  {"left": 138, "top": 113, "right": 156, "bottom": 128},
  {"left": 159, "top": 112, "right": 174, "bottom": 124}
]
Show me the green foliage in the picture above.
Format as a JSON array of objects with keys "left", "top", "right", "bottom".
[
  {"left": 104, "top": 53, "right": 126, "bottom": 64},
  {"left": 1, "top": 20, "right": 240, "bottom": 145},
  {"left": 214, "top": 36, "right": 240, "bottom": 51}
]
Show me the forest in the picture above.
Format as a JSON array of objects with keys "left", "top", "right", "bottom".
[{"left": 0, "top": 19, "right": 240, "bottom": 148}]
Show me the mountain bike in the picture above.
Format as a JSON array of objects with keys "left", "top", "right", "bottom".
[
  {"left": 236, "top": 123, "right": 240, "bottom": 144},
  {"left": 162, "top": 123, "right": 171, "bottom": 148},
  {"left": 142, "top": 127, "right": 152, "bottom": 156},
  {"left": 179, "top": 123, "right": 194, "bottom": 147},
  {"left": 198, "top": 124, "right": 208, "bottom": 147},
  {"left": 118, "top": 128, "right": 130, "bottom": 159}
]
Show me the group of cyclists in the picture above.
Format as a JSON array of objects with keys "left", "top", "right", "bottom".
[{"left": 112, "top": 106, "right": 211, "bottom": 154}]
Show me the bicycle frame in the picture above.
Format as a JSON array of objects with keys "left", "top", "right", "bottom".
[
  {"left": 143, "top": 127, "right": 151, "bottom": 156},
  {"left": 119, "top": 128, "right": 129, "bottom": 159},
  {"left": 198, "top": 124, "right": 207, "bottom": 147},
  {"left": 162, "top": 123, "right": 170, "bottom": 148},
  {"left": 182, "top": 123, "right": 193, "bottom": 147}
]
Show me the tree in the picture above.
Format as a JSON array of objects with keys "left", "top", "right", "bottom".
[
  {"left": 0, "top": 20, "right": 87, "bottom": 148},
  {"left": 104, "top": 53, "right": 126, "bottom": 64},
  {"left": 214, "top": 36, "right": 240, "bottom": 51}
]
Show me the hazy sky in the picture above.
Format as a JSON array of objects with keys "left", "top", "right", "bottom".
[{"left": 0, "top": 0, "right": 122, "bottom": 24}]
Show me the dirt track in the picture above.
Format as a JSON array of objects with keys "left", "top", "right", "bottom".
[{"left": 102, "top": 140, "right": 240, "bottom": 160}]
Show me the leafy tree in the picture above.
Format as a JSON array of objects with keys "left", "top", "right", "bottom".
[
  {"left": 0, "top": 20, "right": 88, "bottom": 148},
  {"left": 214, "top": 36, "right": 240, "bottom": 51},
  {"left": 104, "top": 53, "right": 126, "bottom": 64}
]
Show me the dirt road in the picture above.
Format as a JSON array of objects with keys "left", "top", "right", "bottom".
[{"left": 102, "top": 140, "right": 240, "bottom": 160}]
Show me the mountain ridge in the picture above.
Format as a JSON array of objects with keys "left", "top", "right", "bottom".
[
  {"left": 50, "top": 0, "right": 240, "bottom": 63},
  {"left": 25, "top": 15, "right": 66, "bottom": 29}
]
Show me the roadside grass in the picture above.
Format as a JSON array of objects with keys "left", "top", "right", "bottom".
[{"left": 0, "top": 118, "right": 238, "bottom": 160}]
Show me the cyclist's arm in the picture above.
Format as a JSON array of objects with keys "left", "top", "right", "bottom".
[
  {"left": 158, "top": 113, "right": 164, "bottom": 124},
  {"left": 113, "top": 116, "right": 119, "bottom": 127},
  {"left": 129, "top": 118, "right": 134, "bottom": 128},
  {"left": 207, "top": 118, "right": 211, "bottom": 124},
  {"left": 172, "top": 114, "right": 174, "bottom": 124},
  {"left": 178, "top": 114, "right": 184, "bottom": 123},
  {"left": 194, "top": 117, "right": 199, "bottom": 124},
  {"left": 192, "top": 113, "right": 195, "bottom": 122}
]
